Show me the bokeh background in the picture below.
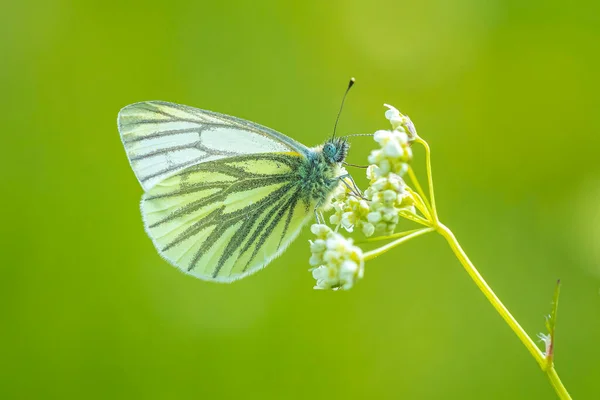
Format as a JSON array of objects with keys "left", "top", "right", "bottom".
[{"left": 2, "top": 0, "right": 599, "bottom": 398}]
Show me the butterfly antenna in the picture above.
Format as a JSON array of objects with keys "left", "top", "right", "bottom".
[
  {"left": 332, "top": 77, "right": 356, "bottom": 139},
  {"left": 341, "top": 133, "right": 373, "bottom": 139},
  {"left": 343, "top": 161, "right": 369, "bottom": 169}
]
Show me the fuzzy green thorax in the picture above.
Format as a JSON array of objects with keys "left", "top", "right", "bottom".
[{"left": 297, "top": 138, "right": 349, "bottom": 209}]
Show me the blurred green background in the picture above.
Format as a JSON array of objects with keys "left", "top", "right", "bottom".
[{"left": 2, "top": 0, "right": 599, "bottom": 398}]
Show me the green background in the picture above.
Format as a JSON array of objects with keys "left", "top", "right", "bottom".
[{"left": 2, "top": 0, "right": 599, "bottom": 398}]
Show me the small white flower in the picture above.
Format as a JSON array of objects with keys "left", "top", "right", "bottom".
[
  {"left": 309, "top": 224, "right": 364, "bottom": 290},
  {"left": 311, "top": 223, "right": 331, "bottom": 239},
  {"left": 310, "top": 239, "right": 326, "bottom": 253},
  {"left": 329, "top": 194, "right": 373, "bottom": 236},
  {"left": 374, "top": 129, "right": 392, "bottom": 142},
  {"left": 367, "top": 212, "right": 381, "bottom": 223},
  {"left": 329, "top": 213, "right": 341, "bottom": 225},
  {"left": 384, "top": 106, "right": 404, "bottom": 129},
  {"left": 368, "top": 122, "right": 411, "bottom": 179},
  {"left": 383, "top": 139, "right": 404, "bottom": 158},
  {"left": 384, "top": 104, "right": 417, "bottom": 140},
  {"left": 383, "top": 189, "right": 397, "bottom": 204},
  {"left": 361, "top": 222, "right": 375, "bottom": 237}
]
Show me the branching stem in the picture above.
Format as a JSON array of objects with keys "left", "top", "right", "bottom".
[
  {"left": 363, "top": 227, "right": 434, "bottom": 261},
  {"left": 412, "top": 136, "right": 571, "bottom": 399},
  {"left": 414, "top": 137, "right": 438, "bottom": 222},
  {"left": 339, "top": 116, "right": 572, "bottom": 399},
  {"left": 357, "top": 228, "right": 425, "bottom": 244},
  {"left": 435, "top": 222, "right": 571, "bottom": 399}
]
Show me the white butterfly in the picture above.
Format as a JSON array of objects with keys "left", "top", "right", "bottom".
[{"left": 119, "top": 101, "right": 350, "bottom": 282}]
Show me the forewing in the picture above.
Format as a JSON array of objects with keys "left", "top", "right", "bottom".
[
  {"left": 118, "top": 101, "right": 309, "bottom": 190},
  {"left": 141, "top": 152, "right": 312, "bottom": 282}
]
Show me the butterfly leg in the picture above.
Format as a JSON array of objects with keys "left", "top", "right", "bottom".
[
  {"left": 338, "top": 173, "right": 365, "bottom": 199},
  {"left": 314, "top": 210, "right": 323, "bottom": 224}
]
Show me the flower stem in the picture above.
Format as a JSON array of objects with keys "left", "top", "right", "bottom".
[
  {"left": 407, "top": 166, "right": 432, "bottom": 213},
  {"left": 406, "top": 187, "right": 433, "bottom": 221},
  {"left": 358, "top": 228, "right": 426, "bottom": 244},
  {"left": 363, "top": 227, "right": 435, "bottom": 261},
  {"left": 398, "top": 210, "right": 432, "bottom": 227},
  {"left": 414, "top": 137, "right": 438, "bottom": 222},
  {"left": 435, "top": 222, "right": 572, "bottom": 400}
]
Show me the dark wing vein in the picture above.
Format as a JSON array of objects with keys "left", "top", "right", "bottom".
[
  {"left": 149, "top": 174, "right": 294, "bottom": 229},
  {"left": 238, "top": 189, "right": 301, "bottom": 274},
  {"left": 186, "top": 183, "right": 296, "bottom": 273}
]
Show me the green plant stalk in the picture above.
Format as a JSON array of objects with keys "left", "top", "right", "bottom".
[
  {"left": 435, "top": 218, "right": 571, "bottom": 399},
  {"left": 414, "top": 137, "right": 438, "bottom": 222},
  {"left": 358, "top": 228, "right": 426, "bottom": 244},
  {"left": 435, "top": 222, "right": 546, "bottom": 367},
  {"left": 409, "top": 136, "right": 571, "bottom": 399},
  {"left": 398, "top": 210, "right": 431, "bottom": 226},
  {"left": 362, "top": 125, "right": 571, "bottom": 398},
  {"left": 363, "top": 227, "right": 435, "bottom": 261},
  {"left": 407, "top": 166, "right": 432, "bottom": 212},
  {"left": 406, "top": 187, "right": 433, "bottom": 221},
  {"left": 548, "top": 366, "right": 571, "bottom": 400},
  {"left": 545, "top": 280, "right": 561, "bottom": 369}
]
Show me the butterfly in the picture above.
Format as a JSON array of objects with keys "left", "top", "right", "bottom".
[{"left": 118, "top": 101, "right": 351, "bottom": 282}]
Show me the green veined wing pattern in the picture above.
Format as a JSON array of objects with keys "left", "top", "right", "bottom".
[
  {"left": 118, "top": 101, "right": 309, "bottom": 191},
  {"left": 141, "top": 152, "right": 313, "bottom": 282}
]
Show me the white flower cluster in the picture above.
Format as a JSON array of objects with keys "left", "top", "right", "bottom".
[
  {"left": 329, "top": 195, "right": 373, "bottom": 236},
  {"left": 329, "top": 104, "right": 415, "bottom": 236},
  {"left": 362, "top": 105, "right": 416, "bottom": 235},
  {"left": 368, "top": 106, "right": 413, "bottom": 178},
  {"left": 362, "top": 165, "right": 414, "bottom": 236},
  {"left": 309, "top": 224, "right": 364, "bottom": 290}
]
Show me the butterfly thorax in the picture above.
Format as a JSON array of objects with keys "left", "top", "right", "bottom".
[{"left": 297, "top": 138, "right": 349, "bottom": 209}]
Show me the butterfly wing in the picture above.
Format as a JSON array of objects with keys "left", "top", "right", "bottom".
[
  {"left": 141, "top": 152, "right": 312, "bottom": 282},
  {"left": 118, "top": 101, "right": 309, "bottom": 190}
]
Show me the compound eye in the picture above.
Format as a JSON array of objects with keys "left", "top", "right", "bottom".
[{"left": 324, "top": 143, "right": 336, "bottom": 157}]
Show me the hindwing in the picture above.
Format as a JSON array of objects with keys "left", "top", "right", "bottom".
[{"left": 141, "top": 152, "right": 313, "bottom": 281}]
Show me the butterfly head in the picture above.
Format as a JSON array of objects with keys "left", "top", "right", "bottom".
[{"left": 322, "top": 137, "right": 349, "bottom": 164}]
